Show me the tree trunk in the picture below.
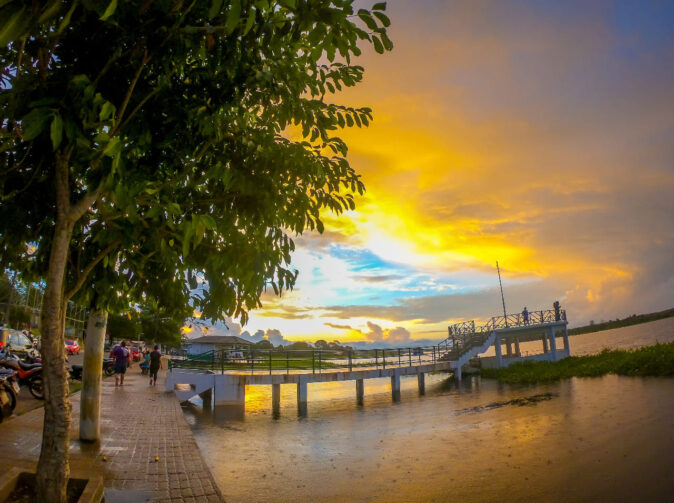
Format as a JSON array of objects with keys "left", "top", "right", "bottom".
[
  {"left": 36, "top": 153, "right": 77, "bottom": 503},
  {"left": 80, "top": 310, "right": 107, "bottom": 442},
  {"left": 36, "top": 218, "right": 73, "bottom": 503}
]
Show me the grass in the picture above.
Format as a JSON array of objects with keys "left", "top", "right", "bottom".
[
  {"left": 568, "top": 307, "right": 674, "bottom": 335},
  {"left": 481, "top": 342, "right": 674, "bottom": 384}
]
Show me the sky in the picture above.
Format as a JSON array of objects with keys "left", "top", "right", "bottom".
[{"left": 191, "top": 0, "right": 674, "bottom": 347}]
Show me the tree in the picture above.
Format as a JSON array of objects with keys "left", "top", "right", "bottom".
[
  {"left": 254, "top": 339, "right": 274, "bottom": 349},
  {"left": 106, "top": 313, "right": 139, "bottom": 342},
  {"left": 1, "top": 1, "right": 391, "bottom": 500},
  {"left": 314, "top": 339, "right": 329, "bottom": 349}
]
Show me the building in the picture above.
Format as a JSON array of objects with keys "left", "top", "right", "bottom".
[{"left": 184, "top": 335, "right": 251, "bottom": 356}]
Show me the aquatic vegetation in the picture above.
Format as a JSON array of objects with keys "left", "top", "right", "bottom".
[{"left": 481, "top": 342, "right": 674, "bottom": 384}]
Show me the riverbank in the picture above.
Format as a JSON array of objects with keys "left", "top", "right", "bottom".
[
  {"left": 481, "top": 341, "right": 674, "bottom": 384},
  {"left": 569, "top": 306, "right": 674, "bottom": 335}
]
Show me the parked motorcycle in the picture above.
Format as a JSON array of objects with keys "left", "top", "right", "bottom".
[
  {"left": 68, "top": 358, "right": 116, "bottom": 381},
  {"left": 0, "top": 348, "right": 43, "bottom": 400},
  {"left": 0, "top": 369, "right": 19, "bottom": 421},
  {"left": 0, "top": 368, "right": 19, "bottom": 408}
]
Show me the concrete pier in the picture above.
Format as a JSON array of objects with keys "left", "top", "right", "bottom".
[
  {"left": 297, "top": 379, "right": 308, "bottom": 417},
  {"left": 272, "top": 383, "right": 281, "bottom": 418},
  {"left": 199, "top": 388, "right": 212, "bottom": 410},
  {"left": 356, "top": 379, "right": 364, "bottom": 405},
  {"left": 391, "top": 373, "right": 401, "bottom": 402}
]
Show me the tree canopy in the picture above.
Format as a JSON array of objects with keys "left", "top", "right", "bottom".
[
  {"left": 1, "top": 0, "right": 392, "bottom": 323},
  {"left": 1, "top": 1, "right": 391, "bottom": 500}
]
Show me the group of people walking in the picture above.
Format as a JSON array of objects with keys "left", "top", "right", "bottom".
[{"left": 111, "top": 340, "right": 163, "bottom": 386}]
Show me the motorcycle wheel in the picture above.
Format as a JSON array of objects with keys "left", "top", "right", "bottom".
[
  {"left": 29, "top": 376, "right": 44, "bottom": 400},
  {"left": 104, "top": 365, "right": 115, "bottom": 377},
  {"left": 5, "top": 384, "right": 16, "bottom": 411}
]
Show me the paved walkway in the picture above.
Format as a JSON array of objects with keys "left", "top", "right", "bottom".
[{"left": 0, "top": 363, "right": 224, "bottom": 502}]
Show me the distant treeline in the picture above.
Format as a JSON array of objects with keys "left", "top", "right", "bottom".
[{"left": 569, "top": 307, "right": 674, "bottom": 335}]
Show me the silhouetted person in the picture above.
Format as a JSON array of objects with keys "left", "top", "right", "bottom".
[
  {"left": 522, "top": 307, "right": 529, "bottom": 325},
  {"left": 553, "top": 301, "right": 561, "bottom": 321}
]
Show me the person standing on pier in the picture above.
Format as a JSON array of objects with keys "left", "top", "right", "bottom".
[
  {"left": 149, "top": 345, "right": 163, "bottom": 386},
  {"left": 522, "top": 307, "right": 529, "bottom": 325},
  {"left": 553, "top": 301, "right": 561, "bottom": 321}
]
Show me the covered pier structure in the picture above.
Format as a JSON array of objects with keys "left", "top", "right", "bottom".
[{"left": 166, "top": 307, "right": 569, "bottom": 417}]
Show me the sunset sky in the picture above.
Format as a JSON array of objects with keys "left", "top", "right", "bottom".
[{"left": 200, "top": 0, "right": 674, "bottom": 346}]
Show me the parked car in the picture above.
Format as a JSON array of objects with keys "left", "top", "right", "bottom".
[
  {"left": 65, "top": 339, "right": 80, "bottom": 355},
  {"left": 0, "top": 329, "right": 36, "bottom": 357}
]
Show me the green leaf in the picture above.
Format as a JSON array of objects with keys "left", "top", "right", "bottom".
[
  {"left": 357, "top": 10, "right": 377, "bottom": 30},
  {"left": 372, "top": 36, "right": 384, "bottom": 54},
  {"left": 100, "top": 0, "right": 117, "bottom": 21},
  {"left": 21, "top": 108, "right": 51, "bottom": 140},
  {"left": 373, "top": 11, "right": 390, "bottom": 27},
  {"left": 381, "top": 32, "right": 393, "bottom": 51},
  {"left": 225, "top": 0, "right": 241, "bottom": 33},
  {"left": 209, "top": 0, "right": 224, "bottom": 19},
  {"left": 0, "top": 6, "right": 30, "bottom": 46},
  {"left": 50, "top": 114, "right": 63, "bottom": 150},
  {"left": 242, "top": 8, "right": 256, "bottom": 35},
  {"left": 102, "top": 137, "right": 121, "bottom": 157},
  {"left": 372, "top": 2, "right": 387, "bottom": 10},
  {"left": 99, "top": 101, "right": 116, "bottom": 121}
]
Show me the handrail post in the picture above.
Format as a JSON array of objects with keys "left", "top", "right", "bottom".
[
  {"left": 433, "top": 346, "right": 436, "bottom": 363},
  {"left": 251, "top": 349, "right": 255, "bottom": 375},
  {"left": 375, "top": 349, "right": 378, "bottom": 369},
  {"left": 221, "top": 350, "right": 224, "bottom": 374},
  {"left": 382, "top": 349, "right": 386, "bottom": 369},
  {"left": 408, "top": 348, "right": 412, "bottom": 366},
  {"left": 398, "top": 348, "right": 401, "bottom": 367},
  {"left": 286, "top": 349, "right": 289, "bottom": 374},
  {"left": 348, "top": 350, "right": 352, "bottom": 372},
  {"left": 319, "top": 350, "right": 322, "bottom": 373},
  {"left": 269, "top": 350, "right": 272, "bottom": 375},
  {"left": 312, "top": 349, "right": 315, "bottom": 374}
]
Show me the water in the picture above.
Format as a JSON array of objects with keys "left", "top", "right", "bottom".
[{"left": 184, "top": 318, "right": 674, "bottom": 502}]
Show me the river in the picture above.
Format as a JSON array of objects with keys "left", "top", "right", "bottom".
[{"left": 183, "top": 317, "right": 674, "bottom": 502}]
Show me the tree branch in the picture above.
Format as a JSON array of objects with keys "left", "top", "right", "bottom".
[
  {"left": 113, "top": 49, "right": 151, "bottom": 134},
  {"left": 64, "top": 237, "right": 122, "bottom": 301}
]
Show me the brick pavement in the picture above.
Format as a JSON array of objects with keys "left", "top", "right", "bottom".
[{"left": 0, "top": 362, "right": 224, "bottom": 502}]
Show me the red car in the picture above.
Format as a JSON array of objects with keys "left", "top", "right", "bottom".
[{"left": 65, "top": 339, "right": 80, "bottom": 355}]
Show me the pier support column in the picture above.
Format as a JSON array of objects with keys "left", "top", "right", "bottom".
[
  {"left": 356, "top": 379, "right": 364, "bottom": 406},
  {"left": 297, "top": 378, "right": 308, "bottom": 417},
  {"left": 548, "top": 327, "right": 557, "bottom": 359},
  {"left": 272, "top": 383, "right": 281, "bottom": 418},
  {"left": 506, "top": 340, "right": 513, "bottom": 357},
  {"left": 214, "top": 375, "right": 246, "bottom": 406},
  {"left": 418, "top": 373, "right": 426, "bottom": 395},
  {"left": 541, "top": 335, "right": 549, "bottom": 353},
  {"left": 199, "top": 388, "right": 212, "bottom": 410},
  {"left": 563, "top": 326, "right": 570, "bottom": 351},
  {"left": 494, "top": 336, "right": 502, "bottom": 367},
  {"left": 391, "top": 373, "right": 401, "bottom": 402},
  {"left": 514, "top": 338, "right": 521, "bottom": 357},
  {"left": 455, "top": 366, "right": 462, "bottom": 382}
]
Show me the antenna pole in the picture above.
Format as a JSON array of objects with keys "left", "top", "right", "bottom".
[{"left": 496, "top": 261, "right": 508, "bottom": 327}]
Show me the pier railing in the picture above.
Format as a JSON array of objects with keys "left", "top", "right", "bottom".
[
  {"left": 438, "top": 308, "right": 567, "bottom": 360},
  {"left": 169, "top": 345, "right": 447, "bottom": 375}
]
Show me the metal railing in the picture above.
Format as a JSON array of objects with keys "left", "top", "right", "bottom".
[
  {"left": 169, "top": 345, "right": 448, "bottom": 375},
  {"left": 439, "top": 308, "right": 567, "bottom": 360}
]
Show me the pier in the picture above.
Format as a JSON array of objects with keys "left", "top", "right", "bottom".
[{"left": 166, "top": 307, "right": 569, "bottom": 416}]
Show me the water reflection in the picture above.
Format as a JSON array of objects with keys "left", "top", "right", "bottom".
[{"left": 183, "top": 319, "right": 674, "bottom": 502}]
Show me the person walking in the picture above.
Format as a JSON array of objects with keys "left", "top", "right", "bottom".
[
  {"left": 522, "top": 307, "right": 529, "bottom": 325},
  {"left": 113, "top": 340, "right": 130, "bottom": 386},
  {"left": 149, "top": 345, "right": 162, "bottom": 386}
]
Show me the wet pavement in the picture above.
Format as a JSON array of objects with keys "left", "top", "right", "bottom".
[{"left": 0, "top": 361, "right": 224, "bottom": 502}]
